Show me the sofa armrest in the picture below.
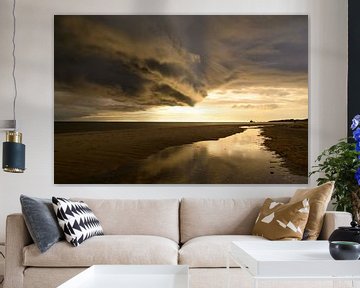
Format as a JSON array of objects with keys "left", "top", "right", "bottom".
[
  {"left": 4, "top": 214, "right": 32, "bottom": 288},
  {"left": 318, "top": 211, "right": 352, "bottom": 240}
]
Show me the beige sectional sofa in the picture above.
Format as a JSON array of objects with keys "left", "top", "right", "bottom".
[{"left": 4, "top": 198, "right": 352, "bottom": 288}]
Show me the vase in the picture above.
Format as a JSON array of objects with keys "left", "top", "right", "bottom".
[
  {"left": 329, "top": 221, "right": 360, "bottom": 244},
  {"left": 329, "top": 241, "right": 360, "bottom": 260}
]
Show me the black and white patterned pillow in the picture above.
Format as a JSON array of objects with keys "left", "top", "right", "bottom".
[{"left": 52, "top": 197, "right": 104, "bottom": 247}]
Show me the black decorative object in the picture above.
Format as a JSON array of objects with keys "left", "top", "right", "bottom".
[
  {"left": 329, "top": 221, "right": 360, "bottom": 244},
  {"left": 329, "top": 241, "right": 360, "bottom": 260}
]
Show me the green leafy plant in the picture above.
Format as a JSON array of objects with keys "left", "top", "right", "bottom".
[
  {"left": 310, "top": 140, "right": 359, "bottom": 210},
  {"left": 310, "top": 115, "right": 360, "bottom": 221}
]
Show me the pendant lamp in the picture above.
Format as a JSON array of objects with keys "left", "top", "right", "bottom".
[{"left": 1, "top": 0, "right": 26, "bottom": 173}]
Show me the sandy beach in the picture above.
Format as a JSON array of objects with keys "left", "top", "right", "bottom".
[
  {"left": 260, "top": 120, "right": 308, "bottom": 177},
  {"left": 55, "top": 121, "right": 308, "bottom": 184},
  {"left": 55, "top": 123, "right": 244, "bottom": 184}
]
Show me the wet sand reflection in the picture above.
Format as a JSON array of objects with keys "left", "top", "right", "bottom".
[{"left": 136, "top": 127, "right": 307, "bottom": 184}]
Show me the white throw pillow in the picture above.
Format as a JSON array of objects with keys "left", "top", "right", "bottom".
[{"left": 52, "top": 197, "right": 103, "bottom": 247}]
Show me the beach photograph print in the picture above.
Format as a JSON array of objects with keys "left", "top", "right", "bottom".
[{"left": 54, "top": 15, "right": 308, "bottom": 184}]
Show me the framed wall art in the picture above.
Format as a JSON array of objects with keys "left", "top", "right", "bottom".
[{"left": 54, "top": 15, "right": 308, "bottom": 184}]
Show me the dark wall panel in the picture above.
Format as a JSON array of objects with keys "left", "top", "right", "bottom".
[{"left": 348, "top": 0, "right": 360, "bottom": 136}]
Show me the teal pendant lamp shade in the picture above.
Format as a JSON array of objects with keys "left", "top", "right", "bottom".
[{"left": 3, "top": 131, "right": 25, "bottom": 173}]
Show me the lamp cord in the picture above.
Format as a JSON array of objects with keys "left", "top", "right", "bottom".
[{"left": 11, "top": 0, "right": 17, "bottom": 130}]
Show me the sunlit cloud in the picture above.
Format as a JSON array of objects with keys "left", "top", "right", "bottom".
[
  {"left": 83, "top": 86, "right": 307, "bottom": 122},
  {"left": 54, "top": 15, "right": 308, "bottom": 122}
]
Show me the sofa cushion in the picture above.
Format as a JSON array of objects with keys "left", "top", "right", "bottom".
[
  {"left": 52, "top": 197, "right": 104, "bottom": 247},
  {"left": 23, "top": 235, "right": 178, "bottom": 267},
  {"left": 20, "top": 195, "right": 64, "bottom": 253},
  {"left": 290, "top": 181, "right": 334, "bottom": 240},
  {"left": 179, "top": 235, "right": 267, "bottom": 268},
  {"left": 24, "top": 268, "right": 86, "bottom": 288},
  {"left": 252, "top": 198, "right": 310, "bottom": 240},
  {"left": 180, "top": 198, "right": 289, "bottom": 243},
  {"left": 72, "top": 198, "right": 179, "bottom": 243}
]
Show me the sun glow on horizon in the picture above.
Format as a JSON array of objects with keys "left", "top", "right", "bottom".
[{"left": 80, "top": 87, "right": 308, "bottom": 122}]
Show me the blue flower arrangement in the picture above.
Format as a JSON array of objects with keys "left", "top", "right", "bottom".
[
  {"left": 311, "top": 115, "right": 360, "bottom": 220},
  {"left": 352, "top": 115, "right": 360, "bottom": 185}
]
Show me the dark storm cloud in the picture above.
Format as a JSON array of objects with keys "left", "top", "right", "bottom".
[
  {"left": 54, "top": 15, "right": 308, "bottom": 120},
  {"left": 202, "top": 16, "right": 308, "bottom": 91},
  {"left": 153, "top": 84, "right": 196, "bottom": 106}
]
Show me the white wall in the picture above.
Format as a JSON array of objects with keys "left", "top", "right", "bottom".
[{"left": 0, "top": 0, "right": 348, "bottom": 242}]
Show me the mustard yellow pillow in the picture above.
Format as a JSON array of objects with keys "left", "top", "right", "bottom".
[
  {"left": 252, "top": 198, "right": 310, "bottom": 240},
  {"left": 289, "top": 181, "right": 334, "bottom": 240}
]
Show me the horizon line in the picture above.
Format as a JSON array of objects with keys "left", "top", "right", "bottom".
[{"left": 54, "top": 118, "right": 309, "bottom": 123}]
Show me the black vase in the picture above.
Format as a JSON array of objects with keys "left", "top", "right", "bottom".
[
  {"left": 329, "top": 241, "right": 360, "bottom": 260},
  {"left": 328, "top": 221, "right": 360, "bottom": 244}
]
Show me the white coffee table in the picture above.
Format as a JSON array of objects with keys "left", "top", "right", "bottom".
[
  {"left": 58, "top": 265, "right": 189, "bottom": 288},
  {"left": 228, "top": 241, "right": 360, "bottom": 288}
]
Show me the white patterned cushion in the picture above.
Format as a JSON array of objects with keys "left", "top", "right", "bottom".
[{"left": 52, "top": 197, "right": 104, "bottom": 246}]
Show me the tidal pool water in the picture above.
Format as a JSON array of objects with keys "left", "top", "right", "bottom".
[{"left": 136, "top": 126, "right": 307, "bottom": 184}]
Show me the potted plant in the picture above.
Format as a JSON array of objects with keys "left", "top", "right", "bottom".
[{"left": 310, "top": 115, "right": 360, "bottom": 222}]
